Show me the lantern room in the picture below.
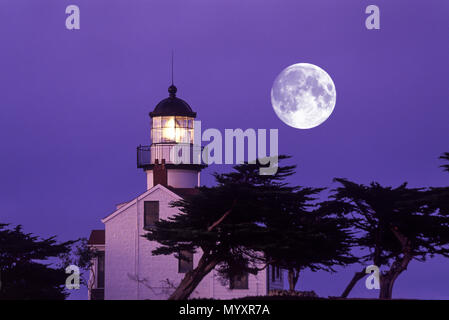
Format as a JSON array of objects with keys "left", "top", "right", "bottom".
[{"left": 149, "top": 85, "right": 196, "bottom": 144}]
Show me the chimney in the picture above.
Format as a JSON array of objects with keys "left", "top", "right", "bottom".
[{"left": 153, "top": 159, "right": 167, "bottom": 187}]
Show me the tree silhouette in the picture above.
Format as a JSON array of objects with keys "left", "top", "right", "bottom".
[
  {"left": 440, "top": 152, "right": 449, "bottom": 172},
  {"left": 145, "top": 157, "right": 297, "bottom": 299},
  {"left": 328, "top": 178, "right": 449, "bottom": 299},
  {"left": 145, "top": 156, "right": 355, "bottom": 299},
  {"left": 0, "top": 224, "right": 76, "bottom": 300},
  {"left": 262, "top": 189, "right": 356, "bottom": 291}
]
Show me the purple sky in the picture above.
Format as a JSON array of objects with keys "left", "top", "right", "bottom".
[{"left": 0, "top": 0, "right": 448, "bottom": 299}]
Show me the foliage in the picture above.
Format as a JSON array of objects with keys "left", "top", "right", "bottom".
[
  {"left": 0, "top": 224, "right": 76, "bottom": 300},
  {"left": 440, "top": 152, "right": 449, "bottom": 173},
  {"left": 146, "top": 157, "right": 298, "bottom": 282},
  {"left": 326, "top": 178, "right": 449, "bottom": 298},
  {"left": 145, "top": 156, "right": 356, "bottom": 298},
  {"left": 59, "top": 237, "right": 99, "bottom": 288}
]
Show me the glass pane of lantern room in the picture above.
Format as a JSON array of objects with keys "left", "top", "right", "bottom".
[
  {"left": 188, "top": 129, "right": 193, "bottom": 144},
  {"left": 175, "top": 116, "right": 187, "bottom": 129},
  {"left": 176, "top": 128, "right": 192, "bottom": 143},
  {"left": 152, "top": 117, "right": 161, "bottom": 128},
  {"left": 175, "top": 128, "right": 184, "bottom": 143},
  {"left": 151, "top": 128, "right": 162, "bottom": 143},
  {"left": 161, "top": 116, "right": 175, "bottom": 142},
  {"left": 161, "top": 116, "right": 175, "bottom": 128}
]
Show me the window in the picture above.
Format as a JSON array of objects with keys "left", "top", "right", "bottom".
[
  {"left": 144, "top": 201, "right": 159, "bottom": 229},
  {"left": 271, "top": 265, "right": 281, "bottom": 282},
  {"left": 97, "top": 251, "right": 105, "bottom": 288},
  {"left": 230, "top": 273, "right": 249, "bottom": 290},
  {"left": 178, "top": 250, "right": 193, "bottom": 273}
]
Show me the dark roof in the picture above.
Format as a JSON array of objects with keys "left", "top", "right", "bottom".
[
  {"left": 88, "top": 230, "right": 105, "bottom": 245},
  {"left": 168, "top": 187, "right": 200, "bottom": 198},
  {"left": 149, "top": 85, "right": 196, "bottom": 118}
]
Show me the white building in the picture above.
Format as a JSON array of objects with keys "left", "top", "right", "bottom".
[{"left": 88, "top": 84, "right": 284, "bottom": 300}]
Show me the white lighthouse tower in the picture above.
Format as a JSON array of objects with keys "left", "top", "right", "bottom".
[{"left": 137, "top": 84, "right": 205, "bottom": 189}]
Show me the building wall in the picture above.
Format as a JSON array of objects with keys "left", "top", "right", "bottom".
[
  {"left": 203, "top": 269, "right": 266, "bottom": 300},
  {"left": 146, "top": 171, "right": 154, "bottom": 190},
  {"left": 267, "top": 265, "right": 285, "bottom": 291},
  {"left": 167, "top": 169, "right": 198, "bottom": 188},
  {"left": 146, "top": 169, "right": 199, "bottom": 189},
  {"left": 87, "top": 245, "right": 105, "bottom": 300},
  {"left": 104, "top": 199, "right": 139, "bottom": 299},
  {"left": 104, "top": 185, "right": 266, "bottom": 300}
]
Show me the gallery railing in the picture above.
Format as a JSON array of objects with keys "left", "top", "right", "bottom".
[{"left": 137, "top": 144, "right": 207, "bottom": 168}]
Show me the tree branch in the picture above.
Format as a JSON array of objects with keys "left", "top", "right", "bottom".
[
  {"left": 341, "top": 268, "right": 366, "bottom": 298},
  {"left": 207, "top": 200, "right": 237, "bottom": 232}
]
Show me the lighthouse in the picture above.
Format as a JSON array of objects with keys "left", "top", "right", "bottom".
[
  {"left": 137, "top": 84, "right": 205, "bottom": 190},
  {"left": 88, "top": 81, "right": 280, "bottom": 300}
]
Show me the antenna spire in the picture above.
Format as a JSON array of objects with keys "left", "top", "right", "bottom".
[
  {"left": 171, "top": 50, "right": 174, "bottom": 86},
  {"left": 168, "top": 50, "right": 177, "bottom": 98}
]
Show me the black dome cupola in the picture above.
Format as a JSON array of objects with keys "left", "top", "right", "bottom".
[{"left": 149, "top": 85, "right": 196, "bottom": 118}]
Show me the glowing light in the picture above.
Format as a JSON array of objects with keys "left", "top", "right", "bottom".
[{"left": 162, "top": 116, "right": 175, "bottom": 141}]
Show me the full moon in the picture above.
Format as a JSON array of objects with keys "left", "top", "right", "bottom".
[{"left": 271, "top": 63, "right": 336, "bottom": 129}]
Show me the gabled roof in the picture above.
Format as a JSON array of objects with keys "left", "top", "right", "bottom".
[
  {"left": 88, "top": 230, "right": 105, "bottom": 245},
  {"left": 101, "top": 184, "right": 198, "bottom": 224}
]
